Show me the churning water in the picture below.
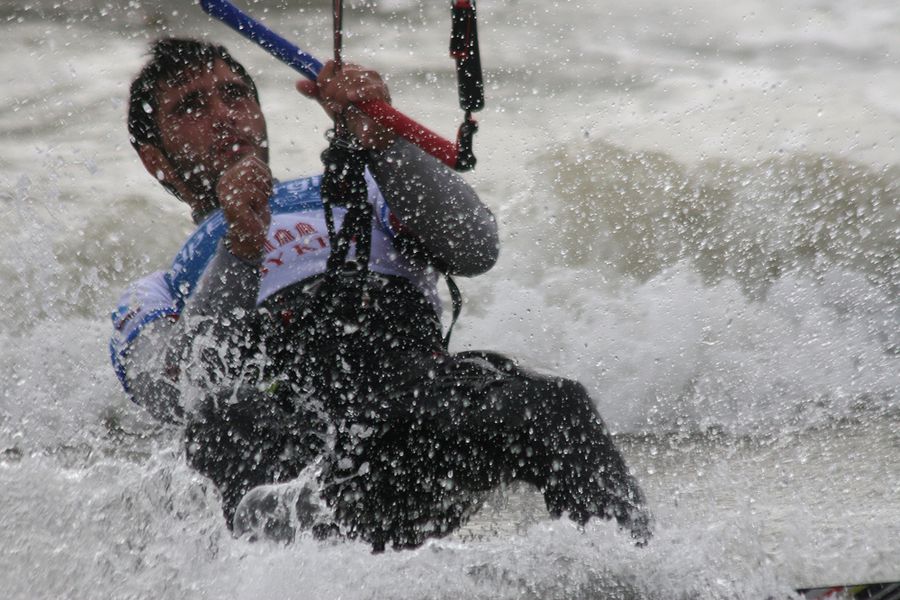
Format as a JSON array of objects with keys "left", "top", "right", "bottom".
[{"left": 1, "top": 0, "right": 897, "bottom": 598}]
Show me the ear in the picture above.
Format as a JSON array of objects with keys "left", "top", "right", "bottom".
[{"left": 137, "top": 144, "right": 190, "bottom": 202}]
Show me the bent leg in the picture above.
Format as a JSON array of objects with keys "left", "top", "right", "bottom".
[
  {"left": 184, "top": 385, "right": 325, "bottom": 527},
  {"left": 425, "top": 355, "right": 651, "bottom": 543},
  {"left": 510, "top": 376, "right": 651, "bottom": 543},
  {"left": 318, "top": 352, "right": 651, "bottom": 549}
]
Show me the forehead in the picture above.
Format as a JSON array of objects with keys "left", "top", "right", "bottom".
[{"left": 156, "top": 59, "right": 246, "bottom": 104}]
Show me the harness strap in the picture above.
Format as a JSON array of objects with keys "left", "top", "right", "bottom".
[
  {"left": 320, "top": 128, "right": 372, "bottom": 274},
  {"left": 318, "top": 0, "right": 468, "bottom": 351},
  {"left": 443, "top": 273, "right": 463, "bottom": 350}
]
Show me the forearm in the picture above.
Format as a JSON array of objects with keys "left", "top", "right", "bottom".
[
  {"left": 182, "top": 239, "right": 261, "bottom": 318},
  {"left": 124, "top": 242, "right": 262, "bottom": 419},
  {"left": 368, "top": 139, "right": 499, "bottom": 276}
]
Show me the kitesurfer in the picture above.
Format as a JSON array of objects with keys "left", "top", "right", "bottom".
[{"left": 110, "top": 37, "right": 651, "bottom": 550}]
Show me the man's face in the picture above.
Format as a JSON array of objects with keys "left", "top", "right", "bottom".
[{"left": 153, "top": 59, "right": 268, "bottom": 200}]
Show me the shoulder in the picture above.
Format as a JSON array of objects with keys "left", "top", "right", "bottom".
[
  {"left": 111, "top": 271, "right": 177, "bottom": 336},
  {"left": 110, "top": 270, "right": 179, "bottom": 392}
]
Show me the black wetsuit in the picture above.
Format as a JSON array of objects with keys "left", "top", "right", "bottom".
[
  {"left": 184, "top": 270, "right": 649, "bottom": 551},
  {"left": 114, "top": 139, "right": 650, "bottom": 550}
]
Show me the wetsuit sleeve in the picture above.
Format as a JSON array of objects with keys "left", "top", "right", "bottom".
[
  {"left": 110, "top": 271, "right": 179, "bottom": 417},
  {"left": 122, "top": 241, "right": 262, "bottom": 421},
  {"left": 367, "top": 138, "right": 499, "bottom": 277}
]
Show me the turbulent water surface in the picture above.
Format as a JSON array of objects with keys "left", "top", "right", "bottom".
[{"left": 1, "top": 0, "right": 898, "bottom": 598}]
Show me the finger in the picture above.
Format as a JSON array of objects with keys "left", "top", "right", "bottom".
[
  {"left": 319, "top": 65, "right": 367, "bottom": 104},
  {"left": 320, "top": 97, "right": 345, "bottom": 117},
  {"left": 225, "top": 162, "right": 266, "bottom": 190},
  {"left": 346, "top": 81, "right": 391, "bottom": 104},
  {"left": 297, "top": 78, "right": 339, "bottom": 119},
  {"left": 218, "top": 159, "right": 271, "bottom": 203},
  {"left": 241, "top": 155, "right": 270, "bottom": 177},
  {"left": 316, "top": 60, "right": 338, "bottom": 87},
  {"left": 238, "top": 155, "right": 271, "bottom": 178},
  {"left": 296, "top": 79, "right": 319, "bottom": 99}
]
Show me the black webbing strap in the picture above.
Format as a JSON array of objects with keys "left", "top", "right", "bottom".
[
  {"left": 442, "top": 273, "right": 463, "bottom": 350},
  {"left": 320, "top": 129, "right": 372, "bottom": 274},
  {"left": 320, "top": 124, "right": 465, "bottom": 351},
  {"left": 317, "top": 0, "right": 474, "bottom": 350}
]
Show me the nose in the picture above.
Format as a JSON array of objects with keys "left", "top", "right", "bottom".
[{"left": 208, "top": 92, "right": 236, "bottom": 124}]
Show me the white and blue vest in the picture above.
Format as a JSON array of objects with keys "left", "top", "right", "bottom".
[{"left": 110, "top": 174, "right": 440, "bottom": 392}]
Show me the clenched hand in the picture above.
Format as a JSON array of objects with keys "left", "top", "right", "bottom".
[
  {"left": 217, "top": 155, "right": 272, "bottom": 262},
  {"left": 296, "top": 60, "right": 398, "bottom": 151}
]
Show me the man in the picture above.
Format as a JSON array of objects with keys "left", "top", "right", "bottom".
[{"left": 111, "top": 37, "right": 650, "bottom": 551}]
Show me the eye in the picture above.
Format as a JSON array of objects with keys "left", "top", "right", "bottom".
[
  {"left": 173, "top": 92, "right": 205, "bottom": 116},
  {"left": 222, "top": 82, "right": 251, "bottom": 102}
]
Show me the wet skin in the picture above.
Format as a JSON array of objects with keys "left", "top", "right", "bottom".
[
  {"left": 136, "top": 59, "right": 272, "bottom": 259},
  {"left": 149, "top": 59, "right": 270, "bottom": 208},
  {"left": 138, "top": 58, "right": 395, "bottom": 261}
]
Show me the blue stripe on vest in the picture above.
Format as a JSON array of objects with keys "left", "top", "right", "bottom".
[{"left": 165, "top": 176, "right": 325, "bottom": 309}]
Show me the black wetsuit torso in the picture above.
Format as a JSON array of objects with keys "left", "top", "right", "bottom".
[{"left": 185, "top": 272, "right": 650, "bottom": 551}]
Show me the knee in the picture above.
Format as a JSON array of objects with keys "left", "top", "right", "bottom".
[
  {"left": 553, "top": 377, "right": 590, "bottom": 402},
  {"left": 539, "top": 376, "right": 597, "bottom": 419}
]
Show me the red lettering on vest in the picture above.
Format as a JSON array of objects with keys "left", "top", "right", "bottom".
[
  {"left": 292, "top": 235, "right": 329, "bottom": 256},
  {"left": 294, "top": 221, "right": 316, "bottom": 236},
  {"left": 274, "top": 229, "right": 295, "bottom": 246},
  {"left": 266, "top": 252, "right": 285, "bottom": 267}
]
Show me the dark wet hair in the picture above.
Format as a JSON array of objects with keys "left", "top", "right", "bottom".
[{"left": 127, "top": 37, "right": 259, "bottom": 151}]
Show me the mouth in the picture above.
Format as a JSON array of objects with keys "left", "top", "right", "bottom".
[{"left": 214, "top": 135, "right": 254, "bottom": 160}]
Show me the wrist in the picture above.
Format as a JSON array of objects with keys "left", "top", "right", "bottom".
[
  {"left": 367, "top": 135, "right": 402, "bottom": 162},
  {"left": 367, "top": 129, "right": 398, "bottom": 153},
  {"left": 223, "top": 229, "right": 264, "bottom": 264}
]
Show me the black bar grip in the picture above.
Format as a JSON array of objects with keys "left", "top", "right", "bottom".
[{"left": 450, "top": 0, "right": 485, "bottom": 113}]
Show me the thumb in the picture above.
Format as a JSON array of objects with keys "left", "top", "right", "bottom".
[{"left": 296, "top": 79, "right": 318, "bottom": 99}]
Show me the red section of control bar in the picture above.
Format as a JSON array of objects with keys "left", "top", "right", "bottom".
[{"left": 357, "top": 100, "right": 459, "bottom": 169}]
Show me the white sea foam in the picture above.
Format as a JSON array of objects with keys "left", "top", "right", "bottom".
[{"left": 1, "top": 0, "right": 898, "bottom": 597}]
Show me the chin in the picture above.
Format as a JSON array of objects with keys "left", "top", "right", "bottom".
[{"left": 223, "top": 147, "right": 266, "bottom": 168}]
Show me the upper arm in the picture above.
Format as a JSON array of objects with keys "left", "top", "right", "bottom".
[
  {"left": 367, "top": 140, "right": 500, "bottom": 276},
  {"left": 110, "top": 272, "right": 181, "bottom": 416}
]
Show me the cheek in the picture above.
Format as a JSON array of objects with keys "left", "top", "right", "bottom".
[
  {"left": 158, "top": 121, "right": 183, "bottom": 146},
  {"left": 242, "top": 107, "right": 267, "bottom": 135},
  {"left": 163, "top": 121, "right": 208, "bottom": 155}
]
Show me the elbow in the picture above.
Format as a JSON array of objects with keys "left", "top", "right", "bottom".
[
  {"left": 446, "top": 216, "right": 500, "bottom": 277},
  {"left": 126, "top": 369, "right": 185, "bottom": 423}
]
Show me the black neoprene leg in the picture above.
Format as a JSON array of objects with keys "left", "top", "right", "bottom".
[
  {"left": 318, "top": 352, "right": 651, "bottom": 550},
  {"left": 508, "top": 376, "right": 650, "bottom": 539},
  {"left": 428, "top": 358, "right": 650, "bottom": 542},
  {"left": 184, "top": 385, "right": 325, "bottom": 527}
]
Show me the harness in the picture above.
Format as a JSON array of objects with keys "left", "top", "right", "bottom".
[
  {"left": 318, "top": 0, "right": 485, "bottom": 349},
  {"left": 200, "top": 0, "right": 486, "bottom": 348}
]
